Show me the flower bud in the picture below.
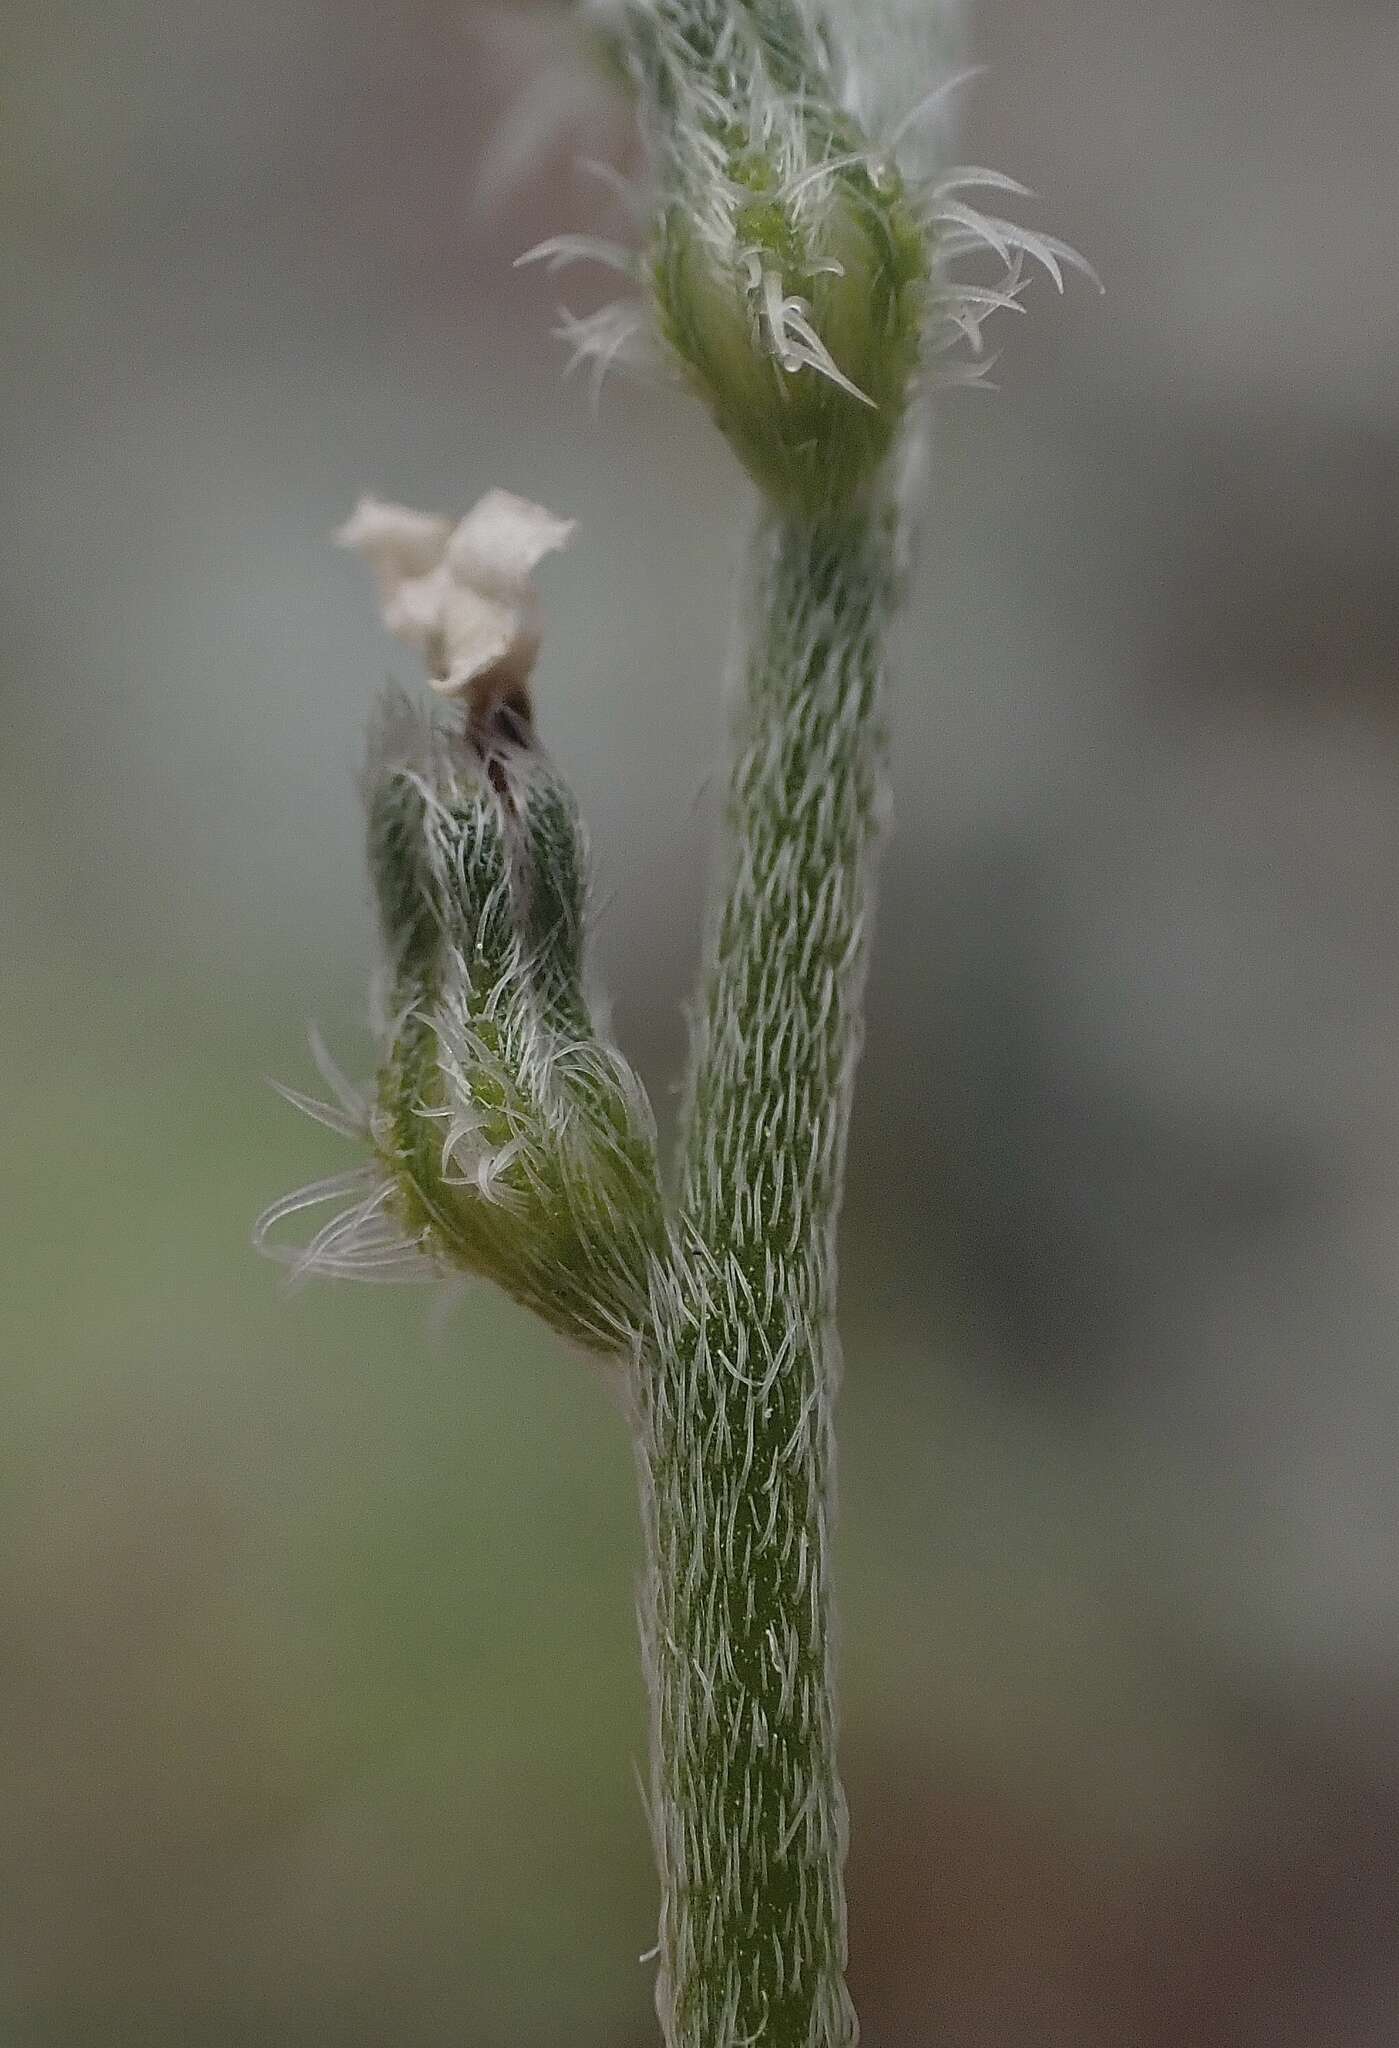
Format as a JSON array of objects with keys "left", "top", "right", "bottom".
[
  {"left": 620, "top": 0, "right": 930, "bottom": 515},
  {"left": 653, "top": 145, "right": 928, "bottom": 512},
  {"left": 261, "top": 493, "right": 661, "bottom": 1345}
]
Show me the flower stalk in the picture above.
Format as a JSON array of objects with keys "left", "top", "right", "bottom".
[{"left": 638, "top": 508, "right": 893, "bottom": 2047}]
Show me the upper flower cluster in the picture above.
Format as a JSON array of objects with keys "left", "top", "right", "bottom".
[{"left": 517, "top": 0, "right": 1097, "bottom": 514}]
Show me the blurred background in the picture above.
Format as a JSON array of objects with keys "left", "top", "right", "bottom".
[{"left": 4, "top": 1, "right": 1399, "bottom": 2041}]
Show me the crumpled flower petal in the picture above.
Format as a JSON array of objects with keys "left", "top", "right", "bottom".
[{"left": 337, "top": 489, "right": 575, "bottom": 700}]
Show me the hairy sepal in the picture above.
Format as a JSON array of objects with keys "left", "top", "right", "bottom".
[
  {"left": 626, "top": 0, "right": 929, "bottom": 514},
  {"left": 364, "top": 688, "right": 663, "bottom": 1350}
]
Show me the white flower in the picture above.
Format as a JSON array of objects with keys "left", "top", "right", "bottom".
[{"left": 336, "top": 489, "right": 575, "bottom": 703}]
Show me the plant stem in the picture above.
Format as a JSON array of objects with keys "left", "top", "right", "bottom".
[
  {"left": 267, "top": 8, "right": 1080, "bottom": 2038},
  {"left": 637, "top": 505, "right": 895, "bottom": 2048}
]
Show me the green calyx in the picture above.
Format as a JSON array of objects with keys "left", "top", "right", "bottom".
[
  {"left": 653, "top": 141, "right": 929, "bottom": 515},
  {"left": 364, "top": 694, "right": 663, "bottom": 1350}
]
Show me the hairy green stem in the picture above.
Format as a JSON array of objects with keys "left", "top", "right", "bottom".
[
  {"left": 638, "top": 508, "right": 894, "bottom": 2048},
  {"left": 256, "top": 10, "right": 1092, "bottom": 2040},
  {"left": 260, "top": 1, "right": 1044, "bottom": 2035}
]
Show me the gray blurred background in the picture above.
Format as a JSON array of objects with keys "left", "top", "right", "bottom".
[{"left": 4, "top": 1, "right": 1399, "bottom": 2042}]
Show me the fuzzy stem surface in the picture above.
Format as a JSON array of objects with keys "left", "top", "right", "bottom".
[{"left": 638, "top": 506, "right": 894, "bottom": 2048}]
